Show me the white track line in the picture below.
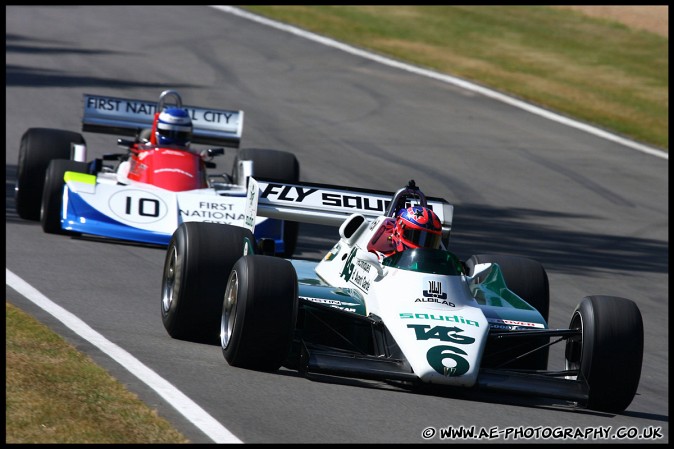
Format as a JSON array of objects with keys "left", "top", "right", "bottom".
[
  {"left": 6, "top": 269, "right": 242, "bottom": 444},
  {"left": 212, "top": 5, "right": 667, "bottom": 160}
]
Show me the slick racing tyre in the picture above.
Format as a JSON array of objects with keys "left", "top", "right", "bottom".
[
  {"left": 221, "top": 255, "right": 298, "bottom": 371},
  {"left": 466, "top": 254, "right": 550, "bottom": 370},
  {"left": 40, "top": 159, "right": 89, "bottom": 235},
  {"left": 233, "top": 148, "right": 300, "bottom": 257},
  {"left": 161, "top": 222, "right": 256, "bottom": 344},
  {"left": 16, "top": 128, "right": 85, "bottom": 221},
  {"left": 565, "top": 295, "right": 643, "bottom": 413}
]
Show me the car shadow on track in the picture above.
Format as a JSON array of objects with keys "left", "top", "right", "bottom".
[
  {"left": 274, "top": 367, "right": 667, "bottom": 421},
  {"left": 447, "top": 202, "right": 667, "bottom": 276},
  {"left": 271, "top": 366, "right": 616, "bottom": 418}
]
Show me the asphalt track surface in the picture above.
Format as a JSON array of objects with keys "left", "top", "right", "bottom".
[{"left": 6, "top": 6, "right": 668, "bottom": 444}]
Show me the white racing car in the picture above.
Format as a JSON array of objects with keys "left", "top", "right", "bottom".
[{"left": 160, "top": 178, "right": 644, "bottom": 414}]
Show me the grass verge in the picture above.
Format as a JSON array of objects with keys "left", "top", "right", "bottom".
[{"left": 5, "top": 302, "right": 189, "bottom": 444}]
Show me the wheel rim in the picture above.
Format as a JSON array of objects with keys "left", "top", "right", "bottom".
[
  {"left": 565, "top": 311, "right": 583, "bottom": 379},
  {"left": 39, "top": 198, "right": 45, "bottom": 222},
  {"left": 161, "top": 246, "right": 178, "bottom": 315},
  {"left": 221, "top": 270, "right": 238, "bottom": 349}
]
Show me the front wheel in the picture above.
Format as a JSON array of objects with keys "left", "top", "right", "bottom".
[
  {"left": 221, "top": 255, "right": 298, "bottom": 371},
  {"left": 161, "top": 222, "right": 256, "bottom": 344},
  {"left": 565, "top": 295, "right": 643, "bottom": 413}
]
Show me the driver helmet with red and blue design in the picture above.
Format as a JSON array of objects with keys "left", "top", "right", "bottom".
[
  {"left": 155, "top": 106, "right": 192, "bottom": 148},
  {"left": 393, "top": 205, "right": 442, "bottom": 252}
]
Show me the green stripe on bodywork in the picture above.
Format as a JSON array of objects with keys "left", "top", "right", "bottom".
[
  {"left": 472, "top": 265, "right": 547, "bottom": 327},
  {"left": 471, "top": 265, "right": 534, "bottom": 310},
  {"left": 64, "top": 171, "right": 95, "bottom": 184}
]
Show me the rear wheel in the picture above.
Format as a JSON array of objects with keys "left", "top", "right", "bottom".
[
  {"left": 233, "top": 148, "right": 300, "bottom": 257},
  {"left": 16, "top": 128, "right": 85, "bottom": 220},
  {"left": 221, "top": 255, "right": 298, "bottom": 371},
  {"left": 161, "top": 222, "right": 256, "bottom": 343},
  {"left": 466, "top": 254, "right": 550, "bottom": 370},
  {"left": 40, "top": 159, "right": 89, "bottom": 235},
  {"left": 565, "top": 295, "right": 643, "bottom": 413}
]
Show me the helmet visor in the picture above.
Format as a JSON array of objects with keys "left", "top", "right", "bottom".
[
  {"left": 157, "top": 127, "right": 191, "bottom": 145},
  {"left": 402, "top": 228, "right": 442, "bottom": 249}
]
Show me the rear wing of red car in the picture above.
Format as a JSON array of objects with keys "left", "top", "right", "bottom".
[{"left": 81, "top": 93, "right": 243, "bottom": 148}]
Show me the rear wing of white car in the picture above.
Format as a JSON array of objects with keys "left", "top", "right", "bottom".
[
  {"left": 81, "top": 93, "right": 243, "bottom": 147},
  {"left": 244, "top": 177, "right": 453, "bottom": 240}
]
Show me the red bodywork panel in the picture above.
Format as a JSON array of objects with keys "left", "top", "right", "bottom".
[{"left": 127, "top": 147, "right": 208, "bottom": 192}]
